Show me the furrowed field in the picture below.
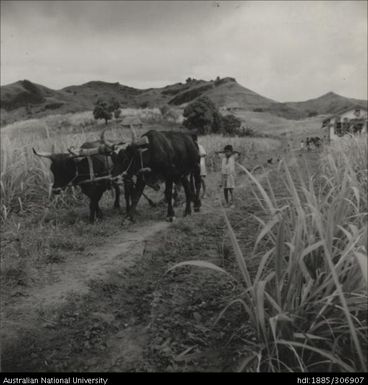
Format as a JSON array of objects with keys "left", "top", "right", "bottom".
[{"left": 1, "top": 110, "right": 367, "bottom": 372}]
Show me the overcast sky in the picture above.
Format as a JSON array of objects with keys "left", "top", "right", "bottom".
[{"left": 1, "top": 1, "right": 367, "bottom": 101}]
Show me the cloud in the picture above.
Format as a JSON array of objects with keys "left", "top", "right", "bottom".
[{"left": 1, "top": 1, "right": 366, "bottom": 100}]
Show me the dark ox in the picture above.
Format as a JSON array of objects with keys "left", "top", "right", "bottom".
[
  {"left": 33, "top": 132, "right": 123, "bottom": 223},
  {"left": 108, "top": 129, "right": 201, "bottom": 222}
]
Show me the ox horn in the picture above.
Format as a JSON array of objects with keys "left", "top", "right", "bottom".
[
  {"left": 129, "top": 125, "right": 137, "bottom": 143},
  {"left": 67, "top": 146, "right": 101, "bottom": 157},
  {"left": 67, "top": 146, "right": 79, "bottom": 156},
  {"left": 32, "top": 148, "right": 53, "bottom": 159},
  {"left": 100, "top": 129, "right": 109, "bottom": 144}
]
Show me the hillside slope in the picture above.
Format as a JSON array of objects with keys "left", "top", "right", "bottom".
[
  {"left": 1, "top": 80, "right": 70, "bottom": 110},
  {"left": 284, "top": 92, "right": 367, "bottom": 116},
  {"left": 1, "top": 78, "right": 367, "bottom": 125}
]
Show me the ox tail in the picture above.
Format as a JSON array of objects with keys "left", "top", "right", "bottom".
[{"left": 190, "top": 173, "right": 195, "bottom": 203}]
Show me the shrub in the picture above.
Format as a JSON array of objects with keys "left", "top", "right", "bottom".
[
  {"left": 140, "top": 101, "right": 149, "bottom": 109},
  {"left": 93, "top": 100, "right": 112, "bottom": 124},
  {"left": 307, "top": 110, "right": 318, "bottom": 117},
  {"left": 183, "top": 96, "right": 222, "bottom": 134},
  {"left": 93, "top": 98, "right": 120, "bottom": 124},
  {"left": 239, "top": 127, "right": 256, "bottom": 137},
  {"left": 222, "top": 114, "right": 241, "bottom": 136}
]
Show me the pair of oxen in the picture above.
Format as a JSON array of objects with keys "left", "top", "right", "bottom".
[{"left": 33, "top": 127, "right": 202, "bottom": 223}]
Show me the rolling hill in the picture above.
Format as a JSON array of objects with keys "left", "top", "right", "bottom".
[
  {"left": 284, "top": 92, "right": 367, "bottom": 116},
  {"left": 1, "top": 78, "right": 366, "bottom": 126}
]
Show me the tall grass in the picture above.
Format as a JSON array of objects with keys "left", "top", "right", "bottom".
[
  {"left": 233, "top": 111, "right": 324, "bottom": 137},
  {"left": 0, "top": 128, "right": 116, "bottom": 221},
  {"left": 0, "top": 112, "right": 281, "bottom": 222},
  {"left": 199, "top": 135, "right": 281, "bottom": 172},
  {"left": 169, "top": 134, "right": 368, "bottom": 372}
]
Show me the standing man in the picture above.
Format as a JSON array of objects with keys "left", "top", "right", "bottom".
[
  {"left": 192, "top": 134, "right": 207, "bottom": 198},
  {"left": 217, "top": 144, "right": 240, "bottom": 208}
]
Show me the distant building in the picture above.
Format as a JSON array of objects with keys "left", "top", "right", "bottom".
[
  {"left": 322, "top": 106, "right": 367, "bottom": 141},
  {"left": 120, "top": 115, "right": 143, "bottom": 129}
]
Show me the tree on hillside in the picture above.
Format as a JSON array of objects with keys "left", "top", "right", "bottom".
[
  {"left": 93, "top": 98, "right": 121, "bottom": 124},
  {"left": 183, "top": 96, "right": 222, "bottom": 134},
  {"left": 307, "top": 110, "right": 318, "bottom": 117},
  {"left": 93, "top": 100, "right": 112, "bottom": 124},
  {"left": 222, "top": 114, "right": 242, "bottom": 136}
]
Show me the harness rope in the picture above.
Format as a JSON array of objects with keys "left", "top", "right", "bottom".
[
  {"left": 66, "top": 156, "right": 114, "bottom": 187},
  {"left": 64, "top": 146, "right": 148, "bottom": 190}
]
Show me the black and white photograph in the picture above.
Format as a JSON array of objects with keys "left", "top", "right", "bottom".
[{"left": 1, "top": 0, "right": 367, "bottom": 375}]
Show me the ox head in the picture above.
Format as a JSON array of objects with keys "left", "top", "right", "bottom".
[
  {"left": 103, "top": 125, "right": 151, "bottom": 179},
  {"left": 33, "top": 129, "right": 124, "bottom": 194},
  {"left": 32, "top": 149, "right": 78, "bottom": 194},
  {"left": 67, "top": 129, "right": 126, "bottom": 157}
]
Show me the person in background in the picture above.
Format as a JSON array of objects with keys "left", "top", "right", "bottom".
[
  {"left": 192, "top": 134, "right": 207, "bottom": 198},
  {"left": 300, "top": 139, "right": 305, "bottom": 151},
  {"left": 306, "top": 137, "right": 311, "bottom": 151},
  {"left": 217, "top": 144, "right": 240, "bottom": 208}
]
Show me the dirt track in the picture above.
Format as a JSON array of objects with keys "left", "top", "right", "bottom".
[
  {"left": 1, "top": 219, "right": 172, "bottom": 371},
  {"left": 2, "top": 148, "right": 313, "bottom": 372}
]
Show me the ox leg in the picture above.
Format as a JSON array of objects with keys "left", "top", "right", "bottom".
[
  {"left": 125, "top": 188, "right": 131, "bottom": 214},
  {"left": 181, "top": 176, "right": 192, "bottom": 217},
  {"left": 164, "top": 183, "right": 170, "bottom": 204},
  {"left": 95, "top": 188, "right": 105, "bottom": 220},
  {"left": 123, "top": 178, "right": 133, "bottom": 214},
  {"left": 96, "top": 203, "right": 103, "bottom": 219},
  {"left": 89, "top": 199, "right": 97, "bottom": 223},
  {"left": 85, "top": 187, "right": 103, "bottom": 223},
  {"left": 113, "top": 182, "right": 120, "bottom": 209},
  {"left": 165, "top": 179, "right": 175, "bottom": 221},
  {"left": 173, "top": 185, "right": 179, "bottom": 207},
  {"left": 127, "top": 177, "right": 146, "bottom": 222}
]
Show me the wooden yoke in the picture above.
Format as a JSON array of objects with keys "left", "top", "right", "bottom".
[
  {"left": 68, "top": 144, "right": 113, "bottom": 157},
  {"left": 68, "top": 144, "right": 115, "bottom": 183}
]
